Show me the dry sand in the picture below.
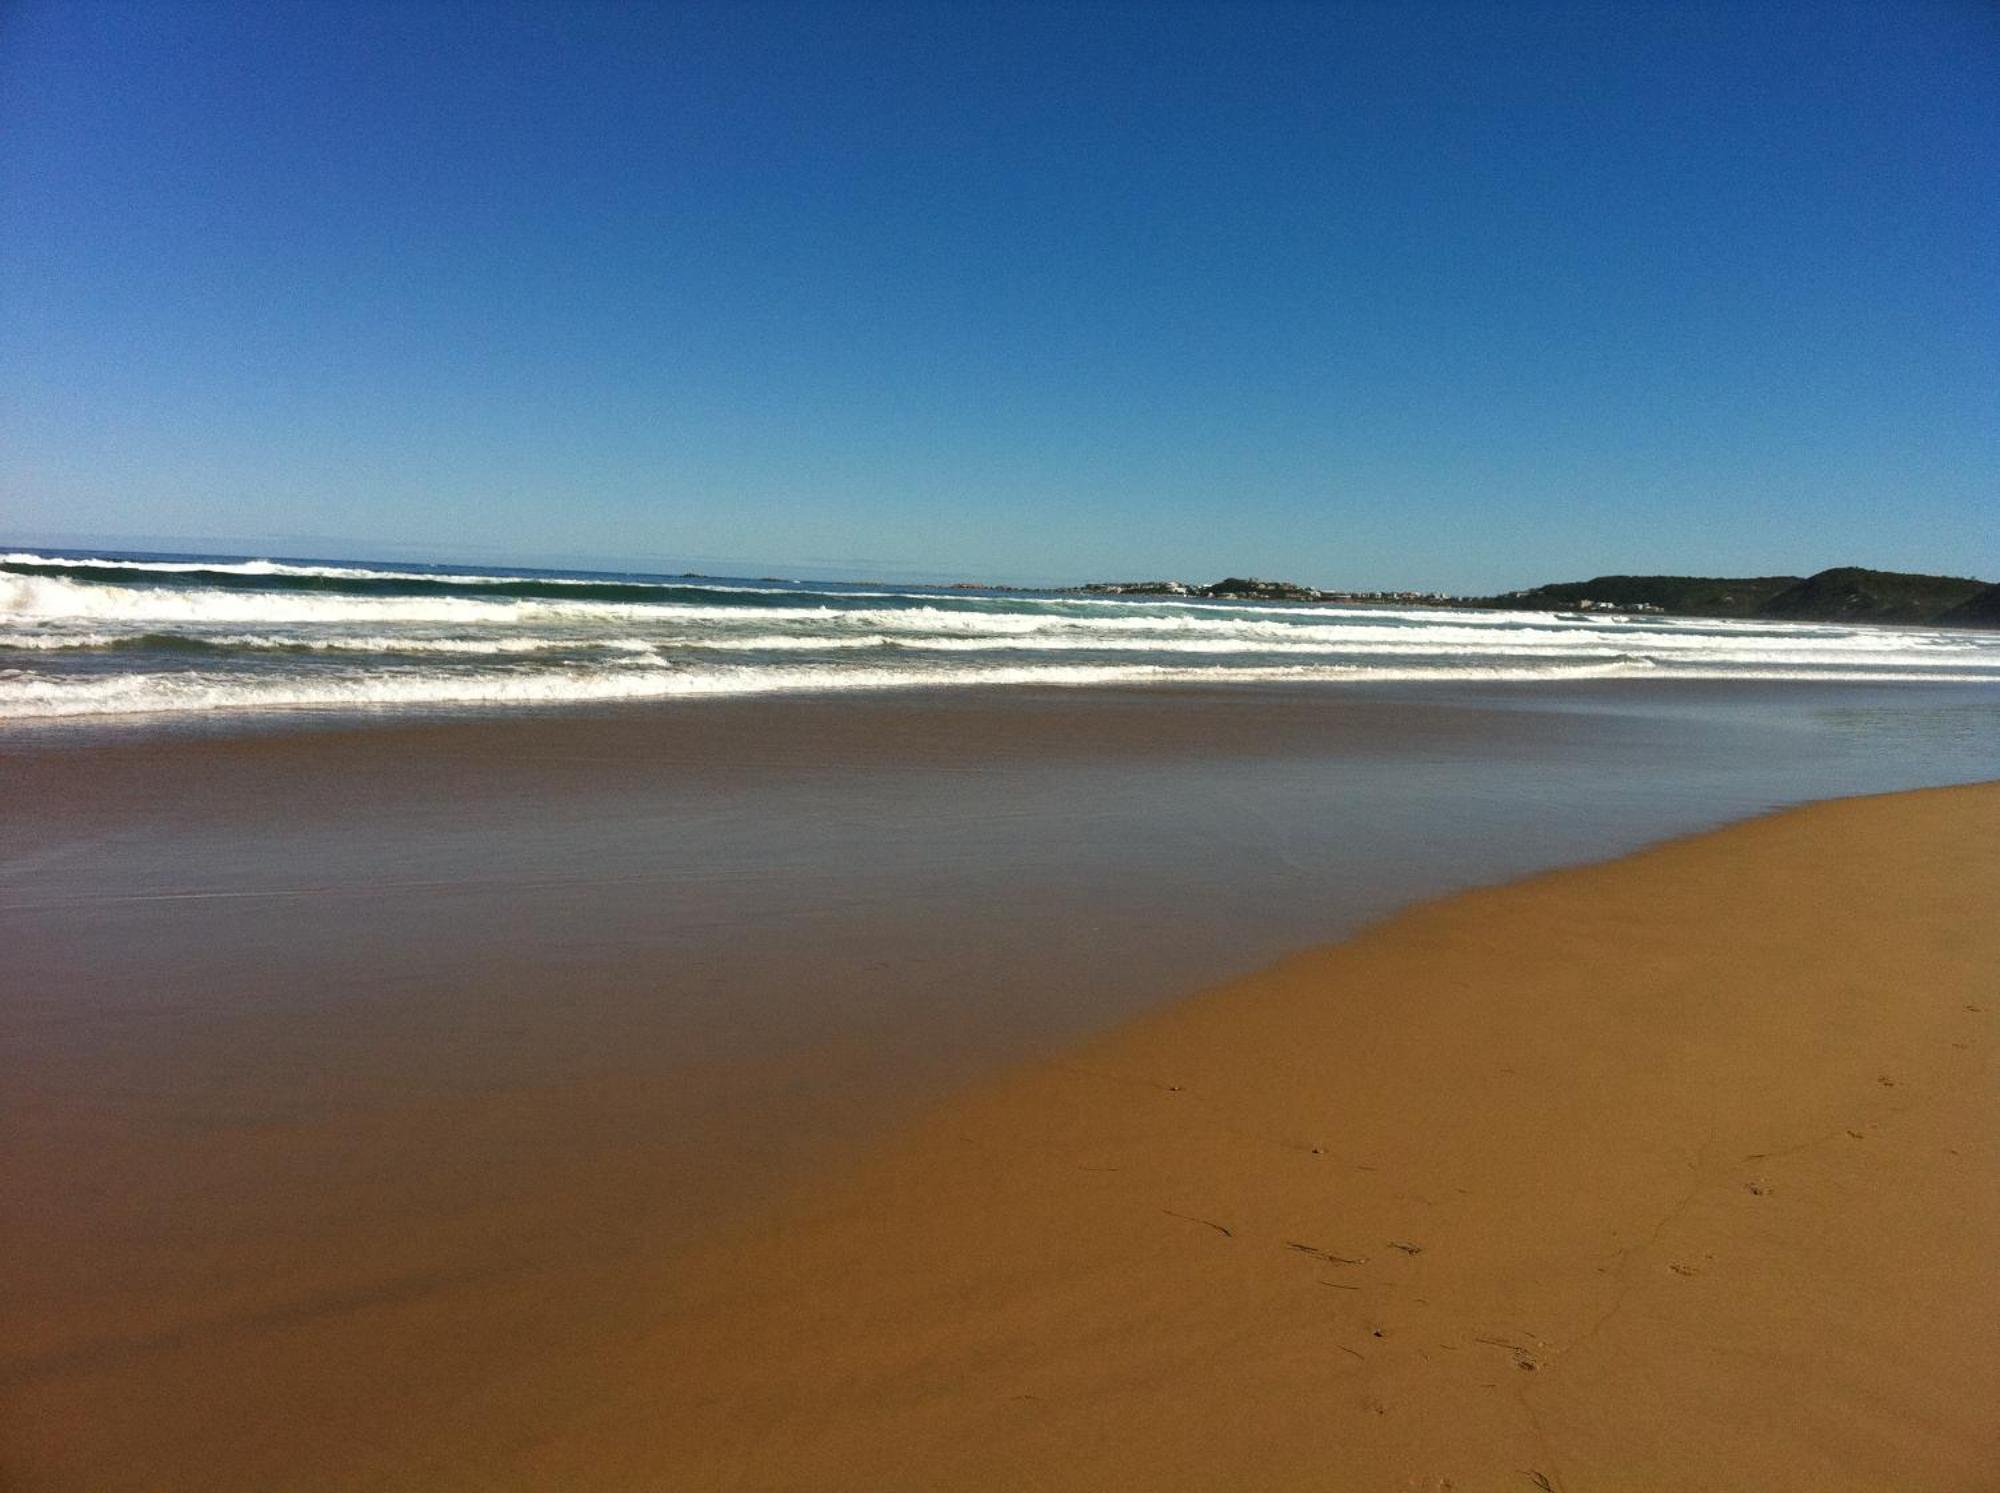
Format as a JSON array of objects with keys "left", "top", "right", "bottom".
[
  {"left": 9, "top": 780, "right": 1998, "bottom": 1490},
  {"left": 498, "top": 782, "right": 2000, "bottom": 1492}
]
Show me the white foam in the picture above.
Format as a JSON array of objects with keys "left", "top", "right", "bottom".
[
  {"left": 6, "top": 554, "right": 1998, "bottom": 725},
  {"left": 0, "top": 630, "right": 663, "bottom": 656},
  {"left": 0, "top": 658, "right": 1648, "bottom": 718},
  {"left": 4, "top": 618, "right": 1985, "bottom": 673},
  {"left": 8, "top": 652, "right": 2000, "bottom": 721},
  {"left": 12, "top": 573, "right": 1984, "bottom": 661},
  {"left": 0, "top": 551, "right": 809, "bottom": 595}
]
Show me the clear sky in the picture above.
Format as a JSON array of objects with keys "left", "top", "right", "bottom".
[{"left": 2, "top": 0, "right": 1994, "bottom": 590}]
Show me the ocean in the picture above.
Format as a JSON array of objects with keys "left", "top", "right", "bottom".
[{"left": 6, "top": 548, "right": 2000, "bottom": 721}]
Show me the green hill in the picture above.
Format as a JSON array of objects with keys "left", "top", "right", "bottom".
[
  {"left": 1938, "top": 584, "right": 2000, "bottom": 628},
  {"left": 1756, "top": 567, "right": 1989, "bottom": 625},
  {"left": 1481, "top": 567, "right": 1998, "bottom": 628},
  {"left": 1492, "top": 574, "right": 1801, "bottom": 617}
]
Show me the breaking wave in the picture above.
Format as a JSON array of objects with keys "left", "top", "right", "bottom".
[{"left": 4, "top": 549, "right": 1997, "bottom": 721}]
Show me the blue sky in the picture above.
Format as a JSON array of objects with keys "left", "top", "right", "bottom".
[{"left": 2, "top": 0, "right": 1994, "bottom": 589}]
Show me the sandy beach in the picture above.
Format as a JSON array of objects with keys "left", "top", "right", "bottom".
[
  {"left": 505, "top": 781, "right": 2000, "bottom": 1491},
  {"left": 4, "top": 694, "right": 1997, "bottom": 1489}
]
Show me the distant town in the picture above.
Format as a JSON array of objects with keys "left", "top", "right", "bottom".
[{"left": 1076, "top": 576, "right": 1451, "bottom": 605}]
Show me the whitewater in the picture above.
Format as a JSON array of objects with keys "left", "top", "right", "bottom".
[{"left": 4, "top": 550, "right": 1999, "bottom": 721}]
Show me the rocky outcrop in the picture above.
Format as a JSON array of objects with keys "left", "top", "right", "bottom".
[
  {"left": 1079, "top": 577, "right": 1327, "bottom": 601},
  {"left": 1201, "top": 577, "right": 1323, "bottom": 601}
]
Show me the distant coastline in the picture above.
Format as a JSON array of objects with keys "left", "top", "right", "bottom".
[{"left": 1067, "top": 565, "right": 2000, "bottom": 629}]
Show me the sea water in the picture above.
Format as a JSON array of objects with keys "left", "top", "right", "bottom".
[{"left": 6, "top": 548, "right": 2000, "bottom": 720}]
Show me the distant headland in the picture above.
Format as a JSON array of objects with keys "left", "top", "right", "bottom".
[
  {"left": 1069, "top": 566, "right": 2000, "bottom": 628},
  {"left": 1077, "top": 576, "right": 1442, "bottom": 603}
]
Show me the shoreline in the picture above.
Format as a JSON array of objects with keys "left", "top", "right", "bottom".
[{"left": 6, "top": 669, "right": 2000, "bottom": 742}]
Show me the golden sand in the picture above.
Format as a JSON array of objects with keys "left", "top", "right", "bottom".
[
  {"left": 9, "top": 783, "right": 1997, "bottom": 1490},
  {"left": 510, "top": 783, "right": 2000, "bottom": 1491}
]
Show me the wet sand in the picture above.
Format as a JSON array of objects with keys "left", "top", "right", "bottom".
[
  {"left": 4, "top": 685, "right": 1998, "bottom": 1487},
  {"left": 474, "top": 783, "right": 1999, "bottom": 1490}
]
